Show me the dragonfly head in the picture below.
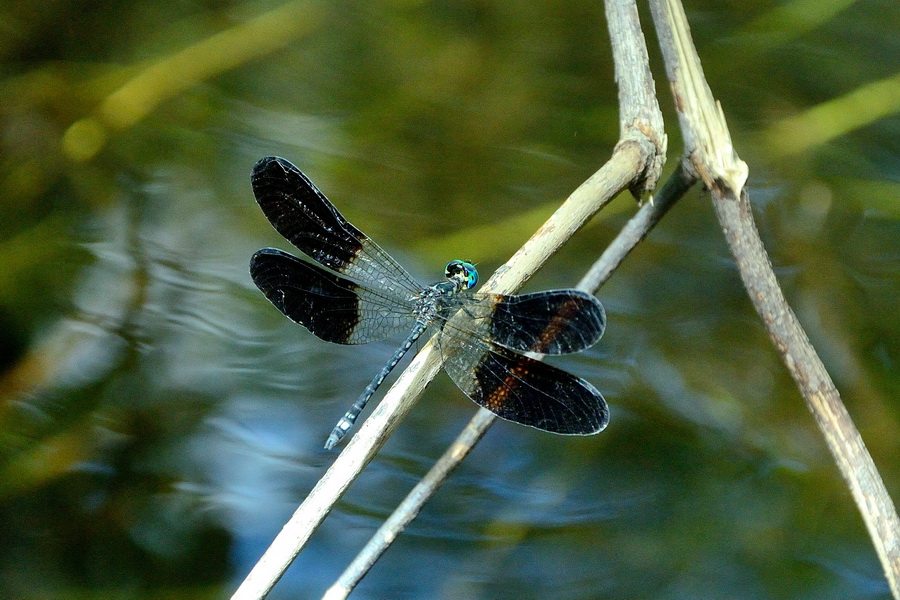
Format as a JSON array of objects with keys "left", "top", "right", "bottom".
[{"left": 445, "top": 260, "right": 478, "bottom": 290}]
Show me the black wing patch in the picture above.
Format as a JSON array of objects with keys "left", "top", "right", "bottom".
[
  {"left": 252, "top": 157, "right": 420, "bottom": 299},
  {"left": 250, "top": 248, "right": 415, "bottom": 345},
  {"left": 479, "top": 290, "right": 606, "bottom": 355},
  {"left": 439, "top": 327, "right": 609, "bottom": 434}
]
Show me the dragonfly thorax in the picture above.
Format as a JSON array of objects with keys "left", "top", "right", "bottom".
[{"left": 413, "top": 281, "right": 465, "bottom": 324}]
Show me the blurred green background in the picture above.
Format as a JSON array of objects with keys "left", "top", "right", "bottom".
[{"left": 0, "top": 0, "right": 897, "bottom": 598}]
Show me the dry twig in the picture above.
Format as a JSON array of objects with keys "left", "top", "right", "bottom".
[{"left": 648, "top": 0, "right": 900, "bottom": 594}]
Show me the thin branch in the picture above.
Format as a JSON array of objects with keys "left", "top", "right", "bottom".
[
  {"left": 711, "top": 185, "right": 900, "bottom": 596},
  {"left": 322, "top": 409, "right": 496, "bottom": 600},
  {"left": 579, "top": 160, "right": 692, "bottom": 292},
  {"left": 648, "top": 0, "right": 900, "bottom": 595},
  {"left": 605, "top": 0, "right": 667, "bottom": 197}
]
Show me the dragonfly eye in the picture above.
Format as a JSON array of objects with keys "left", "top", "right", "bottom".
[{"left": 445, "top": 260, "right": 478, "bottom": 289}]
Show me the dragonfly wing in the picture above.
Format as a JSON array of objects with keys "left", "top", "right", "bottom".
[
  {"left": 252, "top": 156, "right": 422, "bottom": 299},
  {"left": 250, "top": 248, "right": 416, "bottom": 344},
  {"left": 463, "top": 290, "right": 606, "bottom": 355},
  {"left": 439, "top": 327, "right": 609, "bottom": 434}
]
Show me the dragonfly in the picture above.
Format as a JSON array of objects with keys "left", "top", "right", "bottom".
[{"left": 249, "top": 156, "right": 609, "bottom": 450}]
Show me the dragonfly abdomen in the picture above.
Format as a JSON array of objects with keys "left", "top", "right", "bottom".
[{"left": 324, "top": 319, "right": 430, "bottom": 449}]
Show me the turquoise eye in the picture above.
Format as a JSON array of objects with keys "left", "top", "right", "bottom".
[{"left": 445, "top": 260, "right": 478, "bottom": 289}]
